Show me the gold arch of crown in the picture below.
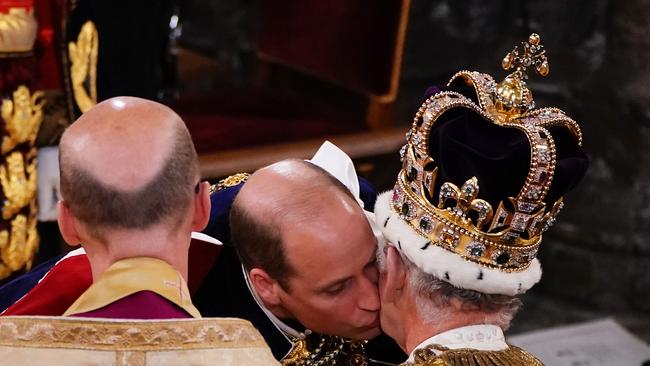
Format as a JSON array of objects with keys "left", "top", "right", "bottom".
[{"left": 391, "top": 34, "right": 582, "bottom": 272}]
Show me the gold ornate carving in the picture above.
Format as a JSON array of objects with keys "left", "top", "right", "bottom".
[
  {"left": 0, "top": 84, "right": 43, "bottom": 280},
  {"left": 0, "top": 211, "right": 38, "bottom": 272},
  {"left": 0, "top": 261, "right": 10, "bottom": 278},
  {"left": 0, "top": 317, "right": 270, "bottom": 351},
  {"left": 0, "top": 8, "right": 37, "bottom": 53},
  {"left": 0, "top": 151, "right": 37, "bottom": 219},
  {"left": 68, "top": 21, "right": 98, "bottom": 113},
  {"left": 401, "top": 344, "right": 544, "bottom": 366},
  {"left": 1, "top": 85, "right": 45, "bottom": 154}
]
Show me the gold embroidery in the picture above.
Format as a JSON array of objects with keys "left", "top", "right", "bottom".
[
  {"left": 116, "top": 352, "right": 146, "bottom": 366},
  {"left": 69, "top": 21, "right": 98, "bottom": 113},
  {"left": 0, "top": 316, "right": 269, "bottom": 350},
  {"left": 282, "top": 338, "right": 311, "bottom": 366},
  {"left": 401, "top": 345, "right": 544, "bottom": 366},
  {"left": 281, "top": 336, "right": 369, "bottom": 366}
]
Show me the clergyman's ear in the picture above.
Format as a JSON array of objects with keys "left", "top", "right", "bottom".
[
  {"left": 192, "top": 181, "right": 211, "bottom": 231},
  {"left": 250, "top": 267, "right": 282, "bottom": 307},
  {"left": 57, "top": 200, "right": 83, "bottom": 247},
  {"left": 382, "top": 246, "right": 406, "bottom": 304}
]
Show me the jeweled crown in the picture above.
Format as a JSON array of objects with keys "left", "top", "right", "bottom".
[{"left": 392, "top": 34, "right": 583, "bottom": 272}]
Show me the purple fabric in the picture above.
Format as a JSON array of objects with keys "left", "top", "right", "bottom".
[
  {"left": 423, "top": 86, "right": 442, "bottom": 101},
  {"left": 70, "top": 290, "right": 191, "bottom": 319}
]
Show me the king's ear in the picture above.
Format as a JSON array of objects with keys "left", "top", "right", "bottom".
[{"left": 381, "top": 246, "right": 406, "bottom": 304}]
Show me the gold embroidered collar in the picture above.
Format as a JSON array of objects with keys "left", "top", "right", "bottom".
[
  {"left": 63, "top": 257, "right": 201, "bottom": 318},
  {"left": 402, "top": 344, "right": 543, "bottom": 366}
]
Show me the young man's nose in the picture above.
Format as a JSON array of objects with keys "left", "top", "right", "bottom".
[{"left": 357, "top": 277, "right": 380, "bottom": 312}]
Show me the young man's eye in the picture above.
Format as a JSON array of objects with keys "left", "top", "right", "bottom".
[{"left": 324, "top": 283, "right": 346, "bottom": 296}]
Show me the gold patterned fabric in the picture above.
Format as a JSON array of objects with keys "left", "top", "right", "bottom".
[
  {"left": 401, "top": 344, "right": 543, "bottom": 366},
  {"left": 0, "top": 316, "right": 280, "bottom": 365}
]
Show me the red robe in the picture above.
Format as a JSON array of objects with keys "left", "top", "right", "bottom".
[{"left": 2, "top": 234, "right": 221, "bottom": 317}]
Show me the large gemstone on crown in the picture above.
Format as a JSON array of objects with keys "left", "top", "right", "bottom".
[
  {"left": 439, "top": 226, "right": 460, "bottom": 247},
  {"left": 493, "top": 251, "right": 511, "bottom": 265},
  {"left": 400, "top": 201, "right": 416, "bottom": 220},
  {"left": 466, "top": 241, "right": 486, "bottom": 258},
  {"left": 419, "top": 215, "right": 434, "bottom": 234}
]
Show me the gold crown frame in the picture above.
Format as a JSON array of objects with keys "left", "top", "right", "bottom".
[{"left": 391, "top": 34, "right": 582, "bottom": 272}]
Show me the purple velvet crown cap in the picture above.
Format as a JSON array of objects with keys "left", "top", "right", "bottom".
[{"left": 416, "top": 84, "right": 588, "bottom": 209}]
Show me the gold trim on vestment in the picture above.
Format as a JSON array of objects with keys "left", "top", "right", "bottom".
[
  {"left": 0, "top": 316, "right": 269, "bottom": 351},
  {"left": 63, "top": 257, "right": 201, "bottom": 318}
]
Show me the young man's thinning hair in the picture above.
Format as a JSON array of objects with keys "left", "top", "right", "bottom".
[
  {"left": 230, "top": 159, "right": 356, "bottom": 291},
  {"left": 59, "top": 122, "right": 199, "bottom": 236}
]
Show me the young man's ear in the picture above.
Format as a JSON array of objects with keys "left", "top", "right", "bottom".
[
  {"left": 191, "top": 181, "right": 211, "bottom": 231},
  {"left": 57, "top": 200, "right": 83, "bottom": 247},
  {"left": 381, "top": 246, "right": 406, "bottom": 304},
  {"left": 250, "top": 267, "right": 285, "bottom": 308}
]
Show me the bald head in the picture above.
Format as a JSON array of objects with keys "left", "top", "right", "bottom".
[
  {"left": 61, "top": 97, "right": 181, "bottom": 190},
  {"left": 60, "top": 97, "right": 199, "bottom": 234},
  {"left": 230, "top": 159, "right": 360, "bottom": 289}
]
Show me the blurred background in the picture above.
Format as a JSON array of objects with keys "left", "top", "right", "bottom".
[{"left": 0, "top": 0, "right": 648, "bottom": 349}]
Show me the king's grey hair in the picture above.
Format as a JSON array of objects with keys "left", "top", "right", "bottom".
[{"left": 376, "top": 244, "right": 522, "bottom": 329}]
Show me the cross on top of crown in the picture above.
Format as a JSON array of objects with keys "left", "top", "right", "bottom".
[{"left": 501, "top": 33, "right": 550, "bottom": 79}]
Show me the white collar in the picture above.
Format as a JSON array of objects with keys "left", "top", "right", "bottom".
[{"left": 407, "top": 324, "right": 508, "bottom": 362}]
